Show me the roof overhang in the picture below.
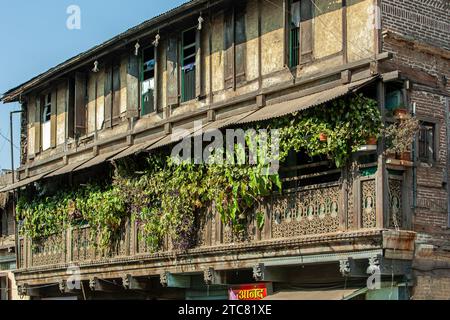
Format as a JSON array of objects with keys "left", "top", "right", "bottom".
[
  {"left": 2, "top": 75, "right": 378, "bottom": 190},
  {"left": 1, "top": 0, "right": 214, "bottom": 104}
]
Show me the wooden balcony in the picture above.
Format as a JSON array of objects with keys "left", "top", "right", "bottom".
[{"left": 16, "top": 168, "right": 412, "bottom": 278}]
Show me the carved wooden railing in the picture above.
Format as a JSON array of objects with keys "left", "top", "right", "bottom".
[{"left": 17, "top": 173, "right": 406, "bottom": 270}]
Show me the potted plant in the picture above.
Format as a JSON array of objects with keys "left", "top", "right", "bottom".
[
  {"left": 384, "top": 115, "right": 420, "bottom": 161},
  {"left": 393, "top": 106, "right": 410, "bottom": 120},
  {"left": 366, "top": 136, "right": 378, "bottom": 145},
  {"left": 319, "top": 132, "right": 328, "bottom": 142}
]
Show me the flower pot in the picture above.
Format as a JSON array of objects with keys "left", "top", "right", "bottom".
[
  {"left": 394, "top": 108, "right": 409, "bottom": 120},
  {"left": 366, "top": 137, "right": 378, "bottom": 145},
  {"left": 398, "top": 151, "right": 411, "bottom": 161},
  {"left": 319, "top": 133, "right": 328, "bottom": 142},
  {"left": 386, "top": 151, "right": 396, "bottom": 159}
]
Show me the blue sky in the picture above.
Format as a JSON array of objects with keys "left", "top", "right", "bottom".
[{"left": 0, "top": 0, "right": 186, "bottom": 171}]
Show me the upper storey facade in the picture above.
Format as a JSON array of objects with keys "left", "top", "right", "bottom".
[{"left": 1, "top": 0, "right": 380, "bottom": 180}]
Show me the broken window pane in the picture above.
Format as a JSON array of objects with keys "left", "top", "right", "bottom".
[
  {"left": 291, "top": 0, "right": 301, "bottom": 27},
  {"left": 42, "top": 94, "right": 51, "bottom": 123},
  {"left": 290, "top": 0, "right": 301, "bottom": 67},
  {"left": 182, "top": 28, "right": 197, "bottom": 102},
  {"left": 42, "top": 93, "right": 52, "bottom": 151},
  {"left": 141, "top": 46, "right": 155, "bottom": 115}
]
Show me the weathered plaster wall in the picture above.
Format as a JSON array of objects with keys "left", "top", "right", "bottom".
[
  {"left": 56, "top": 82, "right": 66, "bottom": 146},
  {"left": 347, "top": 0, "right": 375, "bottom": 62},
  {"left": 27, "top": 95, "right": 36, "bottom": 157},
  {"left": 313, "top": 0, "right": 343, "bottom": 60},
  {"left": 260, "top": 0, "right": 284, "bottom": 76}
]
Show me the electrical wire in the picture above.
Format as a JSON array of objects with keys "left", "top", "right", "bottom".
[{"left": 0, "top": 129, "right": 19, "bottom": 151}]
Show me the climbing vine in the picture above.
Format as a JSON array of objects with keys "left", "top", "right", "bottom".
[{"left": 16, "top": 94, "right": 381, "bottom": 252}]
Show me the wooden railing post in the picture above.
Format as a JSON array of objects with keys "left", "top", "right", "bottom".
[
  {"left": 66, "top": 227, "right": 72, "bottom": 264},
  {"left": 130, "top": 220, "right": 137, "bottom": 256}
]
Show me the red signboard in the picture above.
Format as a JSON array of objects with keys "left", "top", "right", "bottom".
[{"left": 228, "top": 284, "right": 268, "bottom": 300}]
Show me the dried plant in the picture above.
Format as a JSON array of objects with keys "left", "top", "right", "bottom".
[{"left": 384, "top": 115, "right": 420, "bottom": 154}]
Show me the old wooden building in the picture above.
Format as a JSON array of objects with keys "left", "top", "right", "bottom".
[
  {"left": 0, "top": 172, "right": 19, "bottom": 300},
  {"left": 0, "top": 0, "right": 449, "bottom": 300}
]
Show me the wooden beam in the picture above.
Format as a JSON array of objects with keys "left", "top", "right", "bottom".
[
  {"left": 160, "top": 272, "right": 191, "bottom": 288},
  {"left": 203, "top": 268, "right": 227, "bottom": 286},
  {"left": 122, "top": 275, "right": 151, "bottom": 291},
  {"left": 252, "top": 264, "right": 292, "bottom": 282},
  {"left": 89, "top": 277, "right": 123, "bottom": 293}
]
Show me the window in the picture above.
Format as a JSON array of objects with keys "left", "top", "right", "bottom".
[
  {"left": 141, "top": 46, "right": 156, "bottom": 115},
  {"left": 112, "top": 62, "right": 121, "bottom": 120},
  {"left": 290, "top": 0, "right": 301, "bottom": 67},
  {"left": 418, "top": 122, "right": 436, "bottom": 163},
  {"left": 41, "top": 93, "right": 52, "bottom": 151},
  {"left": 289, "top": 0, "right": 313, "bottom": 67},
  {"left": 104, "top": 61, "right": 121, "bottom": 127},
  {"left": 224, "top": 4, "right": 247, "bottom": 89},
  {"left": 182, "top": 28, "right": 197, "bottom": 102},
  {"left": 42, "top": 93, "right": 52, "bottom": 123}
]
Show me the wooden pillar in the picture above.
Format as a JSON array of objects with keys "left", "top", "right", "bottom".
[{"left": 376, "top": 80, "right": 387, "bottom": 228}]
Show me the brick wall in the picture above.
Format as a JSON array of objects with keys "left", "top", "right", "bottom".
[
  {"left": 381, "top": 0, "right": 450, "bottom": 51},
  {"left": 381, "top": 7, "right": 450, "bottom": 297}
]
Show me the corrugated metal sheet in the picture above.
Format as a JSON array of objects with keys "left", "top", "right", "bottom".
[
  {"left": 74, "top": 147, "right": 129, "bottom": 172},
  {"left": 146, "top": 111, "right": 255, "bottom": 152},
  {"left": 237, "top": 77, "right": 377, "bottom": 125},
  {"left": 0, "top": 172, "right": 50, "bottom": 193},
  {"left": 45, "top": 158, "right": 94, "bottom": 178},
  {"left": 110, "top": 135, "right": 166, "bottom": 161},
  {"left": 147, "top": 126, "right": 203, "bottom": 152},
  {"left": 192, "top": 111, "right": 255, "bottom": 136}
]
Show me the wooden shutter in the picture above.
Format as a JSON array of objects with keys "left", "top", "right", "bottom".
[
  {"left": 112, "top": 63, "right": 121, "bottom": 124},
  {"left": 167, "top": 36, "right": 179, "bottom": 106},
  {"left": 154, "top": 46, "right": 160, "bottom": 112},
  {"left": 104, "top": 65, "right": 112, "bottom": 128},
  {"left": 67, "top": 78, "right": 75, "bottom": 138},
  {"left": 74, "top": 72, "right": 86, "bottom": 136},
  {"left": 34, "top": 96, "right": 41, "bottom": 154},
  {"left": 235, "top": 8, "right": 247, "bottom": 85},
  {"left": 127, "top": 54, "right": 139, "bottom": 118},
  {"left": 300, "top": 0, "right": 313, "bottom": 62},
  {"left": 195, "top": 28, "right": 202, "bottom": 98},
  {"left": 224, "top": 11, "right": 234, "bottom": 89},
  {"left": 50, "top": 89, "right": 57, "bottom": 148}
]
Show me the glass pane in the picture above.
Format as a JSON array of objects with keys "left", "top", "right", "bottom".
[
  {"left": 141, "top": 78, "right": 155, "bottom": 115},
  {"left": 291, "top": 1, "right": 301, "bottom": 27},
  {"left": 235, "top": 12, "right": 246, "bottom": 45}
]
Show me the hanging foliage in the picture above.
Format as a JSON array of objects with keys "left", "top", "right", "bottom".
[{"left": 16, "top": 94, "right": 381, "bottom": 251}]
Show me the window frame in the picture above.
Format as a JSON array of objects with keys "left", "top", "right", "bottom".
[
  {"left": 40, "top": 92, "right": 53, "bottom": 152},
  {"left": 140, "top": 45, "right": 157, "bottom": 116},
  {"left": 42, "top": 93, "right": 52, "bottom": 124},
  {"left": 417, "top": 118, "right": 439, "bottom": 165},
  {"left": 181, "top": 27, "right": 198, "bottom": 103},
  {"left": 223, "top": 4, "right": 247, "bottom": 90},
  {"left": 288, "top": 0, "right": 314, "bottom": 68}
]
